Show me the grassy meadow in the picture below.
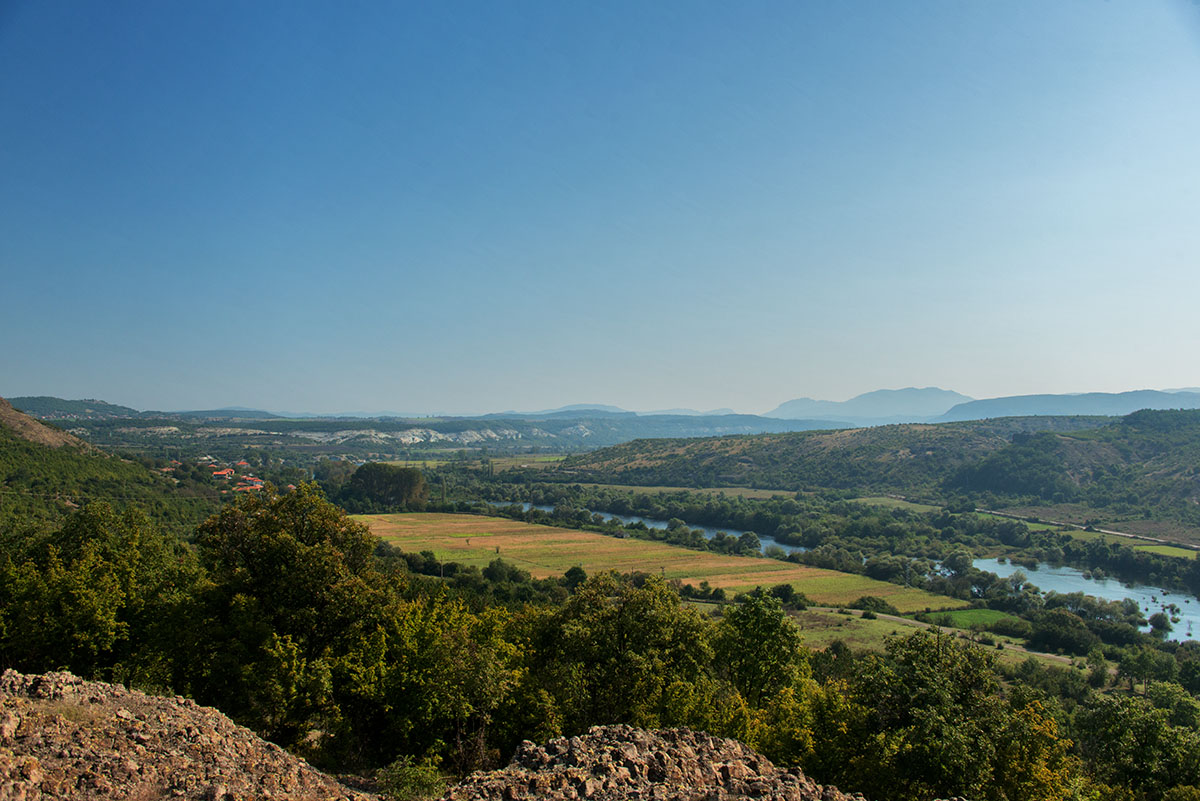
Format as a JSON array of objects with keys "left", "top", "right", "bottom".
[
  {"left": 1060, "top": 528, "right": 1200, "bottom": 560},
  {"left": 852, "top": 496, "right": 941, "bottom": 513},
  {"left": 793, "top": 608, "right": 1073, "bottom": 669},
  {"left": 922, "top": 608, "right": 1020, "bottom": 628},
  {"left": 358, "top": 512, "right": 964, "bottom": 613}
]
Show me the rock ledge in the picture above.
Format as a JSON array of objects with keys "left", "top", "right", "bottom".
[
  {"left": 0, "top": 669, "right": 376, "bottom": 801},
  {"left": 443, "top": 724, "right": 865, "bottom": 801}
]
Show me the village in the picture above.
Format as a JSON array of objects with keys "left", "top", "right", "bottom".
[{"left": 156, "top": 455, "right": 296, "bottom": 494}]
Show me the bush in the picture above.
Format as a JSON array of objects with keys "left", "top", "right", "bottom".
[
  {"left": 851, "top": 596, "right": 900, "bottom": 615},
  {"left": 378, "top": 755, "right": 445, "bottom": 801}
]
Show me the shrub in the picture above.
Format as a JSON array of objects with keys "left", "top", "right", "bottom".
[{"left": 378, "top": 755, "right": 445, "bottom": 801}]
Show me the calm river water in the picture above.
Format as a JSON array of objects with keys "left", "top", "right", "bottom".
[
  {"left": 490, "top": 502, "right": 806, "bottom": 555},
  {"left": 490, "top": 502, "right": 1198, "bottom": 640},
  {"left": 975, "top": 557, "right": 1199, "bottom": 641}
]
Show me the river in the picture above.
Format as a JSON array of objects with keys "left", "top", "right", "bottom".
[
  {"left": 975, "top": 557, "right": 1199, "bottom": 641},
  {"left": 490, "top": 502, "right": 1197, "bottom": 640},
  {"left": 489, "top": 502, "right": 807, "bottom": 555}
]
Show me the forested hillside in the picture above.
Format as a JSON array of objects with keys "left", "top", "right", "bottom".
[
  {"left": 561, "top": 416, "right": 1112, "bottom": 494},
  {"left": 0, "top": 397, "right": 219, "bottom": 532},
  {"left": 560, "top": 410, "right": 1200, "bottom": 539}
]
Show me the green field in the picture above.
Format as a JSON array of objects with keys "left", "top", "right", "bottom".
[
  {"left": 1134, "top": 544, "right": 1199, "bottom": 560},
  {"left": 792, "top": 608, "right": 1071, "bottom": 669},
  {"left": 358, "top": 513, "right": 965, "bottom": 613},
  {"left": 1062, "top": 529, "right": 1131, "bottom": 545},
  {"left": 853, "top": 496, "right": 940, "bottom": 513},
  {"left": 492, "top": 455, "right": 568, "bottom": 470},
  {"left": 921, "top": 608, "right": 1020, "bottom": 628},
  {"left": 976, "top": 512, "right": 1062, "bottom": 531},
  {"left": 1060, "top": 529, "right": 1199, "bottom": 559}
]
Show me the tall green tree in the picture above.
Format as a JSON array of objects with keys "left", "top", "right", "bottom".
[
  {"left": 525, "top": 572, "right": 714, "bottom": 733},
  {"left": 714, "top": 590, "right": 807, "bottom": 706},
  {"left": 339, "top": 463, "right": 429, "bottom": 512},
  {"left": 0, "top": 502, "right": 199, "bottom": 684}
]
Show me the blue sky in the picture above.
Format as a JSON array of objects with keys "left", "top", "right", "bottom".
[{"left": 2, "top": 1, "right": 1199, "bottom": 415}]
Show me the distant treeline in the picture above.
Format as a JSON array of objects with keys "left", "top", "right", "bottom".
[{"left": 550, "top": 409, "right": 1200, "bottom": 528}]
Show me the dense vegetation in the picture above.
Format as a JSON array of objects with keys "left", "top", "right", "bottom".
[
  {"left": 432, "top": 478, "right": 1200, "bottom": 602},
  {"left": 558, "top": 410, "right": 1200, "bottom": 536},
  {"left": 11, "top": 399, "right": 1200, "bottom": 799},
  {"left": 0, "top": 424, "right": 220, "bottom": 534},
  {"left": 5, "top": 484, "right": 1200, "bottom": 799}
]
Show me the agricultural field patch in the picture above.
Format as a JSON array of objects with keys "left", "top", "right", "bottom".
[
  {"left": 921, "top": 608, "right": 1020, "bottom": 628},
  {"left": 998, "top": 504, "right": 1200, "bottom": 545},
  {"left": 1134, "top": 544, "right": 1199, "bottom": 560},
  {"left": 1060, "top": 529, "right": 1199, "bottom": 558},
  {"left": 794, "top": 608, "right": 1072, "bottom": 669},
  {"left": 975, "top": 512, "right": 1061, "bottom": 531},
  {"left": 852, "top": 496, "right": 940, "bottom": 513},
  {"left": 491, "top": 455, "right": 568, "bottom": 470},
  {"left": 357, "top": 513, "right": 962, "bottom": 613},
  {"left": 1061, "top": 529, "right": 1132, "bottom": 546}
]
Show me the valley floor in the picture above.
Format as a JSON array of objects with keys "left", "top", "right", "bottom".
[{"left": 357, "top": 512, "right": 964, "bottom": 613}]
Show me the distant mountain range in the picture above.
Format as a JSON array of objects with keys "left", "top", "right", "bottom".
[
  {"left": 937, "top": 390, "right": 1200, "bottom": 422},
  {"left": 765, "top": 388, "right": 973, "bottom": 423},
  {"left": 11, "top": 388, "right": 1200, "bottom": 430}
]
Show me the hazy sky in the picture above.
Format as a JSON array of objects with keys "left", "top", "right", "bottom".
[{"left": 3, "top": 1, "right": 1199, "bottom": 415}]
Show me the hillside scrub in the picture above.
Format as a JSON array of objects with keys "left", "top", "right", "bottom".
[{"left": 549, "top": 410, "right": 1200, "bottom": 532}]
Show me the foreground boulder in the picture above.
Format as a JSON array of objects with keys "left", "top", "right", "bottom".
[
  {"left": 0, "top": 670, "right": 377, "bottom": 801},
  {"left": 443, "top": 725, "right": 865, "bottom": 801}
]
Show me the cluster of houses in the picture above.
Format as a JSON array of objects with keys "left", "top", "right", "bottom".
[
  {"left": 201, "top": 458, "right": 267, "bottom": 493},
  {"left": 156, "top": 455, "right": 298, "bottom": 495}
]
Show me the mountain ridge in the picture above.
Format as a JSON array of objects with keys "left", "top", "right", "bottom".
[
  {"left": 939, "top": 390, "right": 1200, "bottom": 421},
  {"left": 765, "top": 387, "right": 973, "bottom": 421}
]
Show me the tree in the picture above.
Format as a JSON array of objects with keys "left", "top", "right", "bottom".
[
  {"left": 1076, "top": 694, "right": 1200, "bottom": 795},
  {"left": 524, "top": 572, "right": 714, "bottom": 733},
  {"left": 186, "top": 484, "right": 392, "bottom": 753},
  {"left": 714, "top": 591, "right": 807, "bottom": 706},
  {"left": 0, "top": 502, "right": 199, "bottom": 683},
  {"left": 339, "top": 464, "right": 429, "bottom": 512},
  {"left": 816, "top": 631, "right": 1010, "bottom": 801}
]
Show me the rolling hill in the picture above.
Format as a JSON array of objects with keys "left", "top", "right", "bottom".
[
  {"left": 938, "top": 390, "right": 1200, "bottom": 421},
  {"left": 559, "top": 415, "right": 1112, "bottom": 494},
  {"left": 0, "top": 397, "right": 219, "bottom": 531},
  {"left": 558, "top": 409, "right": 1200, "bottom": 539}
]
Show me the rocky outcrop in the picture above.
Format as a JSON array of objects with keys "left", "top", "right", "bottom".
[
  {"left": 0, "top": 671, "right": 971, "bottom": 801},
  {"left": 442, "top": 725, "right": 864, "bottom": 801},
  {"left": 0, "top": 670, "right": 377, "bottom": 801}
]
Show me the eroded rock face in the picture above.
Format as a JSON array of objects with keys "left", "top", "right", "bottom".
[
  {"left": 0, "top": 670, "right": 377, "bottom": 801},
  {"left": 442, "top": 725, "right": 866, "bottom": 801}
]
